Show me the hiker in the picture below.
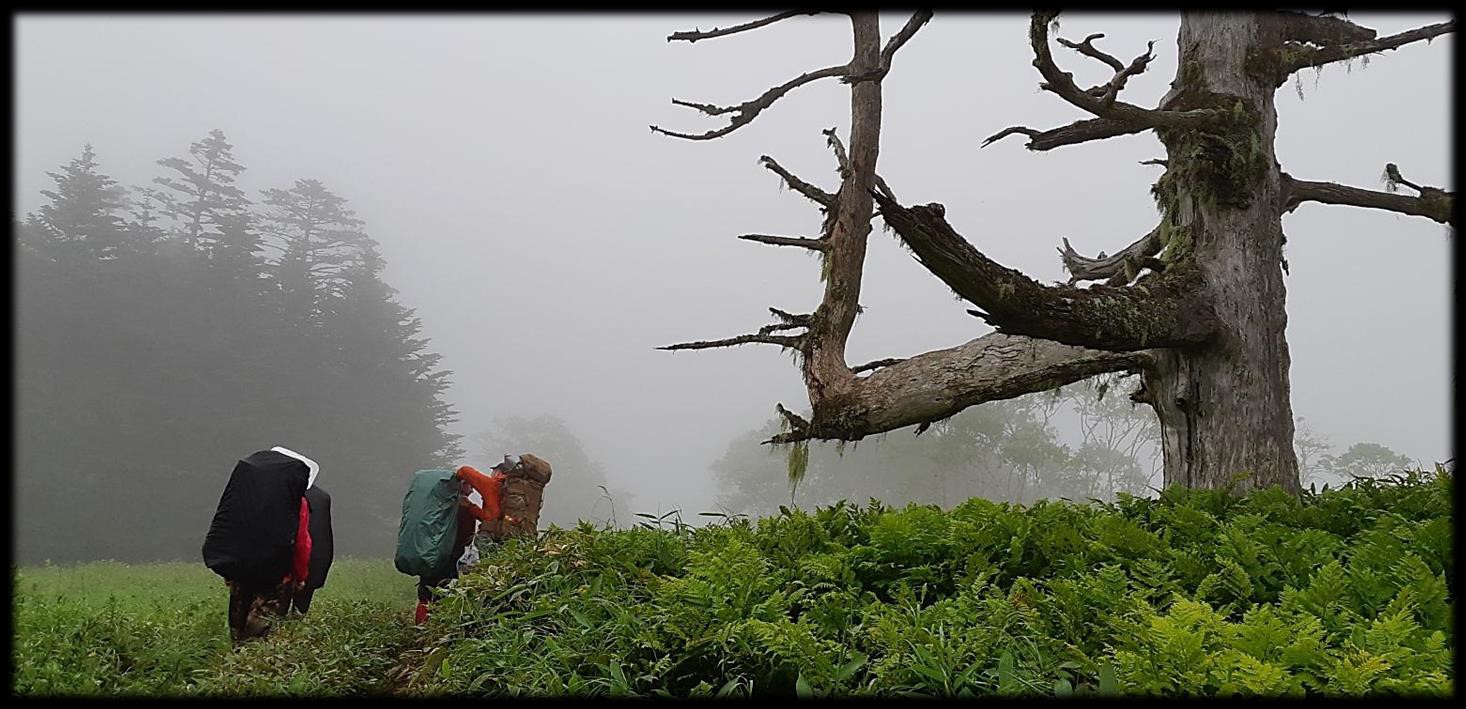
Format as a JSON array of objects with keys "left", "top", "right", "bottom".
[
  {"left": 203, "top": 446, "right": 319, "bottom": 644},
  {"left": 409, "top": 465, "right": 506, "bottom": 624},
  {"left": 458, "top": 460, "right": 510, "bottom": 538},
  {"left": 290, "top": 484, "right": 334, "bottom": 615}
]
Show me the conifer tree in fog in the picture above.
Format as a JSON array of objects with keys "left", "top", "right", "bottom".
[
  {"left": 151, "top": 129, "right": 264, "bottom": 288},
  {"left": 14, "top": 142, "right": 463, "bottom": 563}
]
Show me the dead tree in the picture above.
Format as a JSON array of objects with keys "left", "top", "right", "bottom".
[{"left": 656, "top": 11, "right": 1453, "bottom": 494}]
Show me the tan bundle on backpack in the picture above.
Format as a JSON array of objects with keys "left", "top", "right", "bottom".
[
  {"left": 496, "top": 453, "right": 552, "bottom": 539},
  {"left": 518, "top": 453, "right": 552, "bottom": 484}
]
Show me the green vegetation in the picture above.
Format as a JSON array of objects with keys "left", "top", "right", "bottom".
[
  {"left": 13, "top": 471, "right": 1453, "bottom": 697},
  {"left": 410, "top": 469, "right": 1452, "bottom": 697},
  {"left": 12, "top": 559, "right": 415, "bottom": 696}
]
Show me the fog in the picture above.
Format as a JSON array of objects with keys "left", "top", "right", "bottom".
[{"left": 14, "top": 12, "right": 1452, "bottom": 526}]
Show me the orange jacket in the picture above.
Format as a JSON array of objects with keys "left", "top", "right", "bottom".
[{"left": 456, "top": 465, "right": 506, "bottom": 523}]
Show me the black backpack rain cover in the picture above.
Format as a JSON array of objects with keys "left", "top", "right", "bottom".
[
  {"left": 303, "top": 485, "right": 334, "bottom": 590},
  {"left": 202, "top": 450, "right": 310, "bottom": 586}
]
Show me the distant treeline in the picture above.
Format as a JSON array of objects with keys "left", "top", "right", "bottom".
[{"left": 14, "top": 132, "right": 463, "bottom": 564}]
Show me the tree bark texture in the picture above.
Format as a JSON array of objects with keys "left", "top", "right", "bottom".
[{"left": 1147, "top": 13, "right": 1299, "bottom": 493}]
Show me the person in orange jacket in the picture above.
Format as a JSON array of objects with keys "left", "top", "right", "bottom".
[{"left": 412, "top": 462, "right": 509, "bottom": 624}]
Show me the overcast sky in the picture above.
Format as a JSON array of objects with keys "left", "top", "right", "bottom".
[{"left": 14, "top": 12, "right": 1453, "bottom": 514}]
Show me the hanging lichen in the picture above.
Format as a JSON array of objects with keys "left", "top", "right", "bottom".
[{"left": 786, "top": 440, "right": 810, "bottom": 494}]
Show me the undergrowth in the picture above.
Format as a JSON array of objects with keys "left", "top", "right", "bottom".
[
  {"left": 406, "top": 469, "right": 1452, "bottom": 697},
  {"left": 14, "top": 470, "right": 1452, "bottom": 697}
]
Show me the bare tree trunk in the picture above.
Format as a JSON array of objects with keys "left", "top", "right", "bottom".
[
  {"left": 803, "top": 12, "right": 882, "bottom": 416},
  {"left": 1143, "top": 13, "right": 1299, "bottom": 493}
]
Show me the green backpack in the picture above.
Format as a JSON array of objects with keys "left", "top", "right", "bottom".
[{"left": 394, "top": 469, "right": 461, "bottom": 577}]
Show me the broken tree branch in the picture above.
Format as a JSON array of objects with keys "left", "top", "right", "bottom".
[
  {"left": 982, "top": 116, "right": 1149, "bottom": 151},
  {"left": 761, "top": 403, "right": 818, "bottom": 444},
  {"left": 823, "top": 127, "right": 851, "bottom": 178},
  {"left": 874, "top": 191, "right": 1219, "bottom": 350},
  {"left": 738, "top": 233, "right": 829, "bottom": 251},
  {"left": 668, "top": 11, "right": 820, "bottom": 43},
  {"left": 874, "top": 174, "right": 898, "bottom": 203},
  {"left": 1058, "top": 224, "right": 1167, "bottom": 285},
  {"left": 851, "top": 356, "right": 905, "bottom": 374},
  {"left": 766, "top": 332, "right": 1151, "bottom": 443},
  {"left": 1281, "top": 19, "right": 1455, "bottom": 74},
  {"left": 1281, "top": 170, "right": 1455, "bottom": 226},
  {"left": 1384, "top": 163, "right": 1428, "bottom": 194},
  {"left": 1275, "top": 11, "right": 1377, "bottom": 46},
  {"left": 767, "top": 307, "right": 812, "bottom": 328}
]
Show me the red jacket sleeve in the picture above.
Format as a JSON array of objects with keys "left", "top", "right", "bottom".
[
  {"left": 456, "top": 466, "right": 505, "bottom": 521},
  {"left": 293, "top": 497, "right": 312, "bottom": 584},
  {"left": 461, "top": 499, "right": 494, "bottom": 523}
]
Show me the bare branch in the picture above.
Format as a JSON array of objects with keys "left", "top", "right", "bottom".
[
  {"left": 660, "top": 332, "right": 803, "bottom": 351},
  {"left": 668, "top": 11, "right": 819, "bottom": 43},
  {"left": 763, "top": 403, "right": 813, "bottom": 443},
  {"left": 1281, "top": 20, "right": 1455, "bottom": 74},
  {"left": 880, "top": 10, "right": 934, "bottom": 69},
  {"left": 768, "top": 332, "right": 1151, "bottom": 443},
  {"left": 738, "top": 233, "right": 829, "bottom": 251},
  {"left": 760, "top": 155, "right": 836, "bottom": 207},
  {"left": 1139, "top": 158, "right": 1168, "bottom": 167},
  {"left": 851, "top": 357, "right": 905, "bottom": 375},
  {"left": 1027, "top": 12, "right": 1224, "bottom": 129},
  {"left": 825, "top": 126, "right": 897, "bottom": 200},
  {"left": 874, "top": 174, "right": 898, "bottom": 203},
  {"left": 981, "top": 126, "right": 1042, "bottom": 147},
  {"left": 1098, "top": 41, "right": 1157, "bottom": 113},
  {"left": 1384, "top": 163, "right": 1426, "bottom": 194},
  {"left": 823, "top": 127, "right": 851, "bottom": 178},
  {"left": 1058, "top": 224, "right": 1167, "bottom": 285},
  {"left": 1275, "top": 11, "right": 1377, "bottom": 46},
  {"left": 874, "top": 191, "right": 1219, "bottom": 350},
  {"left": 651, "top": 64, "right": 850, "bottom": 141},
  {"left": 982, "top": 116, "right": 1149, "bottom": 151},
  {"left": 1281, "top": 171, "right": 1455, "bottom": 226},
  {"left": 767, "top": 307, "right": 812, "bottom": 328},
  {"left": 1056, "top": 33, "right": 1125, "bottom": 72},
  {"left": 659, "top": 303, "right": 817, "bottom": 352}
]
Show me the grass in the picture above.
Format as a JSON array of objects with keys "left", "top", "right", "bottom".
[{"left": 12, "top": 558, "right": 416, "bottom": 697}]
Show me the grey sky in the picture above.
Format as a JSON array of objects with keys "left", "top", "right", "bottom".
[{"left": 14, "top": 12, "right": 1452, "bottom": 514}]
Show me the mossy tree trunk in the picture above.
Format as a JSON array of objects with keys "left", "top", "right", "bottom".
[{"left": 1139, "top": 13, "right": 1298, "bottom": 493}]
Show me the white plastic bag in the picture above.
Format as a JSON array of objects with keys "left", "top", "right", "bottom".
[{"left": 457, "top": 540, "right": 480, "bottom": 574}]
